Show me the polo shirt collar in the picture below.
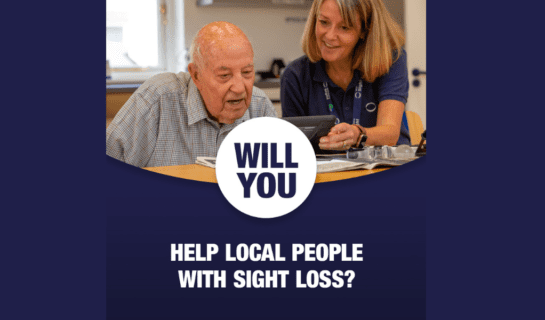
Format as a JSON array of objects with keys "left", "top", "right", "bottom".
[
  {"left": 313, "top": 59, "right": 330, "bottom": 84},
  {"left": 312, "top": 59, "right": 363, "bottom": 90}
]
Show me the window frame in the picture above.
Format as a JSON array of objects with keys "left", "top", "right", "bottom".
[{"left": 107, "top": 0, "right": 183, "bottom": 84}]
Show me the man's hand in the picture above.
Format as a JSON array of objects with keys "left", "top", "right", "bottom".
[{"left": 318, "top": 123, "right": 361, "bottom": 150}]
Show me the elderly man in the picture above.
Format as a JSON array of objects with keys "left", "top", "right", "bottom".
[{"left": 106, "top": 21, "right": 277, "bottom": 167}]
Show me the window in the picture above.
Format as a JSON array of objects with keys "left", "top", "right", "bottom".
[{"left": 106, "top": 0, "right": 185, "bottom": 82}]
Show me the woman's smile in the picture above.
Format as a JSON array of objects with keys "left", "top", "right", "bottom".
[{"left": 315, "top": 0, "right": 362, "bottom": 66}]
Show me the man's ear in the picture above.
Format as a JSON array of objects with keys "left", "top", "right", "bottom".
[{"left": 188, "top": 63, "right": 199, "bottom": 84}]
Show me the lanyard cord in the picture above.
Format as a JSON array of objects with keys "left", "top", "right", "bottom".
[{"left": 323, "top": 79, "right": 363, "bottom": 125}]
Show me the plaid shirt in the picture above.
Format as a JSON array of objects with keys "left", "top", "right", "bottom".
[{"left": 106, "top": 72, "right": 277, "bottom": 167}]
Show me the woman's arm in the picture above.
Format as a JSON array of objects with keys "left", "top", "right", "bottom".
[
  {"left": 363, "top": 99, "right": 404, "bottom": 146},
  {"left": 318, "top": 100, "right": 404, "bottom": 149}
]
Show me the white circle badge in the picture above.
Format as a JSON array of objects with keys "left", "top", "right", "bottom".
[{"left": 216, "top": 117, "right": 317, "bottom": 218}]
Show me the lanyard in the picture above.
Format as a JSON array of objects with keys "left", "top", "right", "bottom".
[{"left": 323, "top": 79, "right": 363, "bottom": 125}]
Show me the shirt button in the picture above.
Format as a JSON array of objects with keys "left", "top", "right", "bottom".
[{"left": 345, "top": 107, "right": 349, "bottom": 110}]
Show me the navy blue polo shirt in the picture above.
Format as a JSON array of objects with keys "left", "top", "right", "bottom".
[{"left": 280, "top": 51, "right": 410, "bottom": 145}]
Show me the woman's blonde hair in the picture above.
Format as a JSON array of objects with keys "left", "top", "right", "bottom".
[{"left": 302, "top": 0, "right": 405, "bottom": 83}]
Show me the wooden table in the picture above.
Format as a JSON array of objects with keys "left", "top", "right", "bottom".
[{"left": 144, "top": 164, "right": 389, "bottom": 183}]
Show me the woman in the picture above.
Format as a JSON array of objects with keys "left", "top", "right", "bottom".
[{"left": 281, "top": 0, "right": 410, "bottom": 151}]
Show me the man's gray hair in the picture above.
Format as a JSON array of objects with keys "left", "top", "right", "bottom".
[{"left": 189, "top": 34, "right": 204, "bottom": 69}]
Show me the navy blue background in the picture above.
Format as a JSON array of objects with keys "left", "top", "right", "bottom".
[
  {"left": 106, "top": 158, "right": 426, "bottom": 319},
  {"left": 4, "top": 1, "right": 539, "bottom": 320}
]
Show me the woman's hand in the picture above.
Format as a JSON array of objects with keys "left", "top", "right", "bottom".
[{"left": 318, "top": 123, "right": 362, "bottom": 150}]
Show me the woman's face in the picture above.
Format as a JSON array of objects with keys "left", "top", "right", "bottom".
[{"left": 315, "top": 0, "right": 362, "bottom": 66}]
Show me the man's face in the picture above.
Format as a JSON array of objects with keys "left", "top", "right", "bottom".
[{"left": 190, "top": 38, "right": 255, "bottom": 124}]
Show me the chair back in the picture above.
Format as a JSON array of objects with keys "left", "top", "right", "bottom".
[{"left": 402, "top": 111, "right": 425, "bottom": 145}]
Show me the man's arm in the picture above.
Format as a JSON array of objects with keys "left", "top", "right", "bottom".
[
  {"left": 106, "top": 93, "right": 159, "bottom": 168},
  {"left": 251, "top": 87, "right": 279, "bottom": 118},
  {"left": 263, "top": 97, "right": 278, "bottom": 118}
]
